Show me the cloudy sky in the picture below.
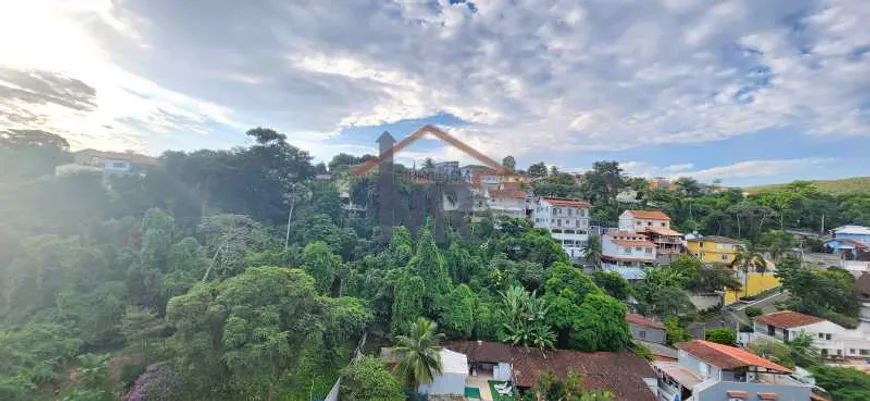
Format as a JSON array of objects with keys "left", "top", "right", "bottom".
[{"left": 1, "top": 0, "right": 869, "bottom": 186}]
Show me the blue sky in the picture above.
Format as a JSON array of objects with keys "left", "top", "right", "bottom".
[{"left": 1, "top": 0, "right": 868, "bottom": 187}]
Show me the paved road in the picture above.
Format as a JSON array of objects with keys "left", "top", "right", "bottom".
[{"left": 688, "top": 291, "right": 789, "bottom": 339}]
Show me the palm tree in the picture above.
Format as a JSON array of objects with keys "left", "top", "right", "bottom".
[
  {"left": 392, "top": 317, "right": 445, "bottom": 390},
  {"left": 730, "top": 243, "right": 768, "bottom": 298},
  {"left": 584, "top": 234, "right": 603, "bottom": 269}
]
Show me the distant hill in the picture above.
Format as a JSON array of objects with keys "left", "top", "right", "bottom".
[{"left": 744, "top": 176, "right": 870, "bottom": 196}]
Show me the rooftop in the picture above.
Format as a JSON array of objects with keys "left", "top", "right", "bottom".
[
  {"left": 542, "top": 197, "right": 592, "bottom": 208},
  {"left": 833, "top": 225, "right": 870, "bottom": 235},
  {"left": 76, "top": 149, "right": 156, "bottom": 165},
  {"left": 653, "top": 361, "right": 703, "bottom": 389},
  {"left": 489, "top": 189, "right": 528, "bottom": 199},
  {"left": 645, "top": 226, "right": 683, "bottom": 236},
  {"left": 687, "top": 235, "right": 742, "bottom": 244},
  {"left": 676, "top": 341, "right": 792, "bottom": 374},
  {"left": 627, "top": 313, "right": 665, "bottom": 329},
  {"left": 753, "top": 310, "right": 824, "bottom": 329},
  {"left": 511, "top": 347, "right": 656, "bottom": 401},
  {"left": 446, "top": 341, "right": 656, "bottom": 401},
  {"left": 625, "top": 210, "right": 671, "bottom": 220},
  {"left": 825, "top": 237, "right": 870, "bottom": 250},
  {"left": 611, "top": 239, "right": 657, "bottom": 248}
]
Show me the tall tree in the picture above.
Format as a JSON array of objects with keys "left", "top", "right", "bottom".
[
  {"left": 339, "top": 356, "right": 404, "bottom": 401},
  {"left": 528, "top": 162, "right": 548, "bottom": 178},
  {"left": 301, "top": 241, "right": 341, "bottom": 294},
  {"left": 392, "top": 318, "right": 445, "bottom": 390},
  {"left": 584, "top": 234, "right": 603, "bottom": 269},
  {"left": 502, "top": 155, "right": 517, "bottom": 171},
  {"left": 408, "top": 228, "right": 452, "bottom": 297}
]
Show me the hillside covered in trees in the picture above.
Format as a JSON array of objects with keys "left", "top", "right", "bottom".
[{"left": 2, "top": 128, "right": 869, "bottom": 400}]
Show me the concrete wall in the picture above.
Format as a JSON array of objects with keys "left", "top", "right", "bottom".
[
  {"left": 694, "top": 379, "right": 811, "bottom": 401},
  {"left": 689, "top": 294, "right": 722, "bottom": 311},
  {"left": 418, "top": 371, "right": 468, "bottom": 395},
  {"left": 629, "top": 323, "right": 667, "bottom": 344},
  {"left": 724, "top": 273, "right": 781, "bottom": 305},
  {"left": 678, "top": 350, "right": 721, "bottom": 380}
]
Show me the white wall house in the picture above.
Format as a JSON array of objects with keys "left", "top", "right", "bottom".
[
  {"left": 618, "top": 209, "right": 672, "bottom": 231},
  {"left": 601, "top": 231, "right": 657, "bottom": 270},
  {"left": 532, "top": 197, "right": 591, "bottom": 260},
  {"left": 753, "top": 310, "right": 870, "bottom": 360},
  {"left": 487, "top": 189, "right": 528, "bottom": 219},
  {"left": 417, "top": 349, "right": 469, "bottom": 396}
]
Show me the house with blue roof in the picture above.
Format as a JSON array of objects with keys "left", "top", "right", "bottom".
[{"left": 824, "top": 225, "right": 870, "bottom": 260}]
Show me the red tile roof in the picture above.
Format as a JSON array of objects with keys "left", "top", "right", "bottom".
[
  {"left": 489, "top": 190, "right": 527, "bottom": 199},
  {"left": 543, "top": 197, "right": 592, "bottom": 208},
  {"left": 611, "top": 239, "right": 657, "bottom": 248},
  {"left": 676, "top": 341, "right": 792, "bottom": 373},
  {"left": 645, "top": 226, "right": 683, "bottom": 236},
  {"left": 752, "top": 310, "right": 823, "bottom": 329},
  {"left": 445, "top": 340, "right": 512, "bottom": 363},
  {"left": 626, "top": 210, "right": 671, "bottom": 220},
  {"left": 511, "top": 347, "right": 656, "bottom": 401},
  {"left": 626, "top": 313, "right": 665, "bottom": 329},
  {"left": 446, "top": 341, "right": 655, "bottom": 401}
]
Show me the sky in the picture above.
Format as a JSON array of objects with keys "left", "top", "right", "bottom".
[{"left": 1, "top": 0, "right": 869, "bottom": 187}]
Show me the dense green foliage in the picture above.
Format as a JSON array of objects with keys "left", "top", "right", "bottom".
[
  {"left": 339, "top": 356, "right": 405, "bottom": 401},
  {"left": 5, "top": 130, "right": 868, "bottom": 399},
  {"left": 0, "top": 129, "right": 636, "bottom": 400},
  {"left": 704, "top": 328, "right": 736, "bottom": 346},
  {"left": 808, "top": 365, "right": 870, "bottom": 401}
]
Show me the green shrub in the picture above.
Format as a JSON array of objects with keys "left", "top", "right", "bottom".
[{"left": 744, "top": 306, "right": 763, "bottom": 318}]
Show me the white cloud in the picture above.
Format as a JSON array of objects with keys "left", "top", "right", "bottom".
[
  {"left": 620, "top": 158, "right": 836, "bottom": 184},
  {"left": 2, "top": 0, "right": 870, "bottom": 156}
]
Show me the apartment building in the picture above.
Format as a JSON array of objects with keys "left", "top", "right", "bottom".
[
  {"left": 487, "top": 189, "right": 529, "bottom": 219},
  {"left": 619, "top": 210, "right": 683, "bottom": 264},
  {"left": 532, "top": 197, "right": 591, "bottom": 260}
]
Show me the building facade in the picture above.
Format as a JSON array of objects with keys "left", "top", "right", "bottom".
[
  {"left": 654, "top": 340, "right": 812, "bottom": 401},
  {"left": 601, "top": 231, "right": 657, "bottom": 269},
  {"left": 532, "top": 197, "right": 591, "bottom": 260},
  {"left": 619, "top": 210, "right": 683, "bottom": 265},
  {"left": 627, "top": 313, "right": 667, "bottom": 344},
  {"left": 686, "top": 235, "right": 742, "bottom": 265},
  {"left": 753, "top": 310, "right": 870, "bottom": 361},
  {"left": 487, "top": 189, "right": 529, "bottom": 219}
]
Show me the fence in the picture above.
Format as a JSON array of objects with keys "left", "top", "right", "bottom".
[{"left": 320, "top": 332, "right": 367, "bottom": 401}]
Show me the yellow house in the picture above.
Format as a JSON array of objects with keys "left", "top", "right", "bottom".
[
  {"left": 685, "top": 235, "right": 742, "bottom": 265},
  {"left": 686, "top": 235, "right": 781, "bottom": 304}
]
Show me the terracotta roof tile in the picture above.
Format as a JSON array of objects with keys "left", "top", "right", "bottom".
[
  {"left": 543, "top": 197, "right": 592, "bottom": 208},
  {"left": 626, "top": 313, "right": 665, "bottom": 329},
  {"left": 676, "top": 341, "right": 792, "bottom": 373},
  {"left": 489, "top": 190, "right": 528, "bottom": 199},
  {"left": 626, "top": 210, "right": 671, "bottom": 220},
  {"left": 753, "top": 310, "right": 823, "bottom": 329},
  {"left": 444, "top": 340, "right": 512, "bottom": 363},
  {"left": 511, "top": 347, "right": 656, "bottom": 401},
  {"left": 645, "top": 226, "right": 683, "bottom": 236},
  {"left": 611, "top": 239, "right": 657, "bottom": 248}
]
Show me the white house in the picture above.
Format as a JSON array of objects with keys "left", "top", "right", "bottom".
[
  {"left": 532, "top": 197, "right": 592, "bottom": 260},
  {"left": 753, "top": 310, "right": 870, "bottom": 360},
  {"left": 601, "top": 231, "right": 657, "bottom": 280},
  {"left": 417, "top": 349, "right": 469, "bottom": 396},
  {"left": 618, "top": 210, "right": 672, "bottom": 231},
  {"left": 487, "top": 189, "right": 528, "bottom": 219}
]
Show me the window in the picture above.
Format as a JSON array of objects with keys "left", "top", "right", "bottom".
[
  {"left": 826, "top": 333, "right": 832, "bottom": 341},
  {"left": 552, "top": 229, "right": 562, "bottom": 234},
  {"left": 556, "top": 219, "right": 561, "bottom": 226},
  {"left": 861, "top": 350, "right": 869, "bottom": 356},
  {"left": 112, "top": 162, "right": 126, "bottom": 168},
  {"left": 576, "top": 220, "right": 581, "bottom": 228},
  {"left": 624, "top": 247, "right": 631, "bottom": 253},
  {"left": 646, "top": 221, "right": 652, "bottom": 226},
  {"left": 645, "top": 248, "right": 652, "bottom": 254},
  {"left": 660, "top": 222, "right": 666, "bottom": 227},
  {"left": 722, "top": 254, "right": 729, "bottom": 261},
  {"left": 564, "top": 230, "right": 575, "bottom": 234},
  {"left": 768, "top": 325, "right": 775, "bottom": 336},
  {"left": 818, "top": 333, "right": 825, "bottom": 339},
  {"left": 635, "top": 247, "right": 642, "bottom": 252},
  {"left": 639, "top": 330, "right": 646, "bottom": 339},
  {"left": 568, "top": 209, "right": 573, "bottom": 216},
  {"left": 849, "top": 349, "right": 856, "bottom": 354}
]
